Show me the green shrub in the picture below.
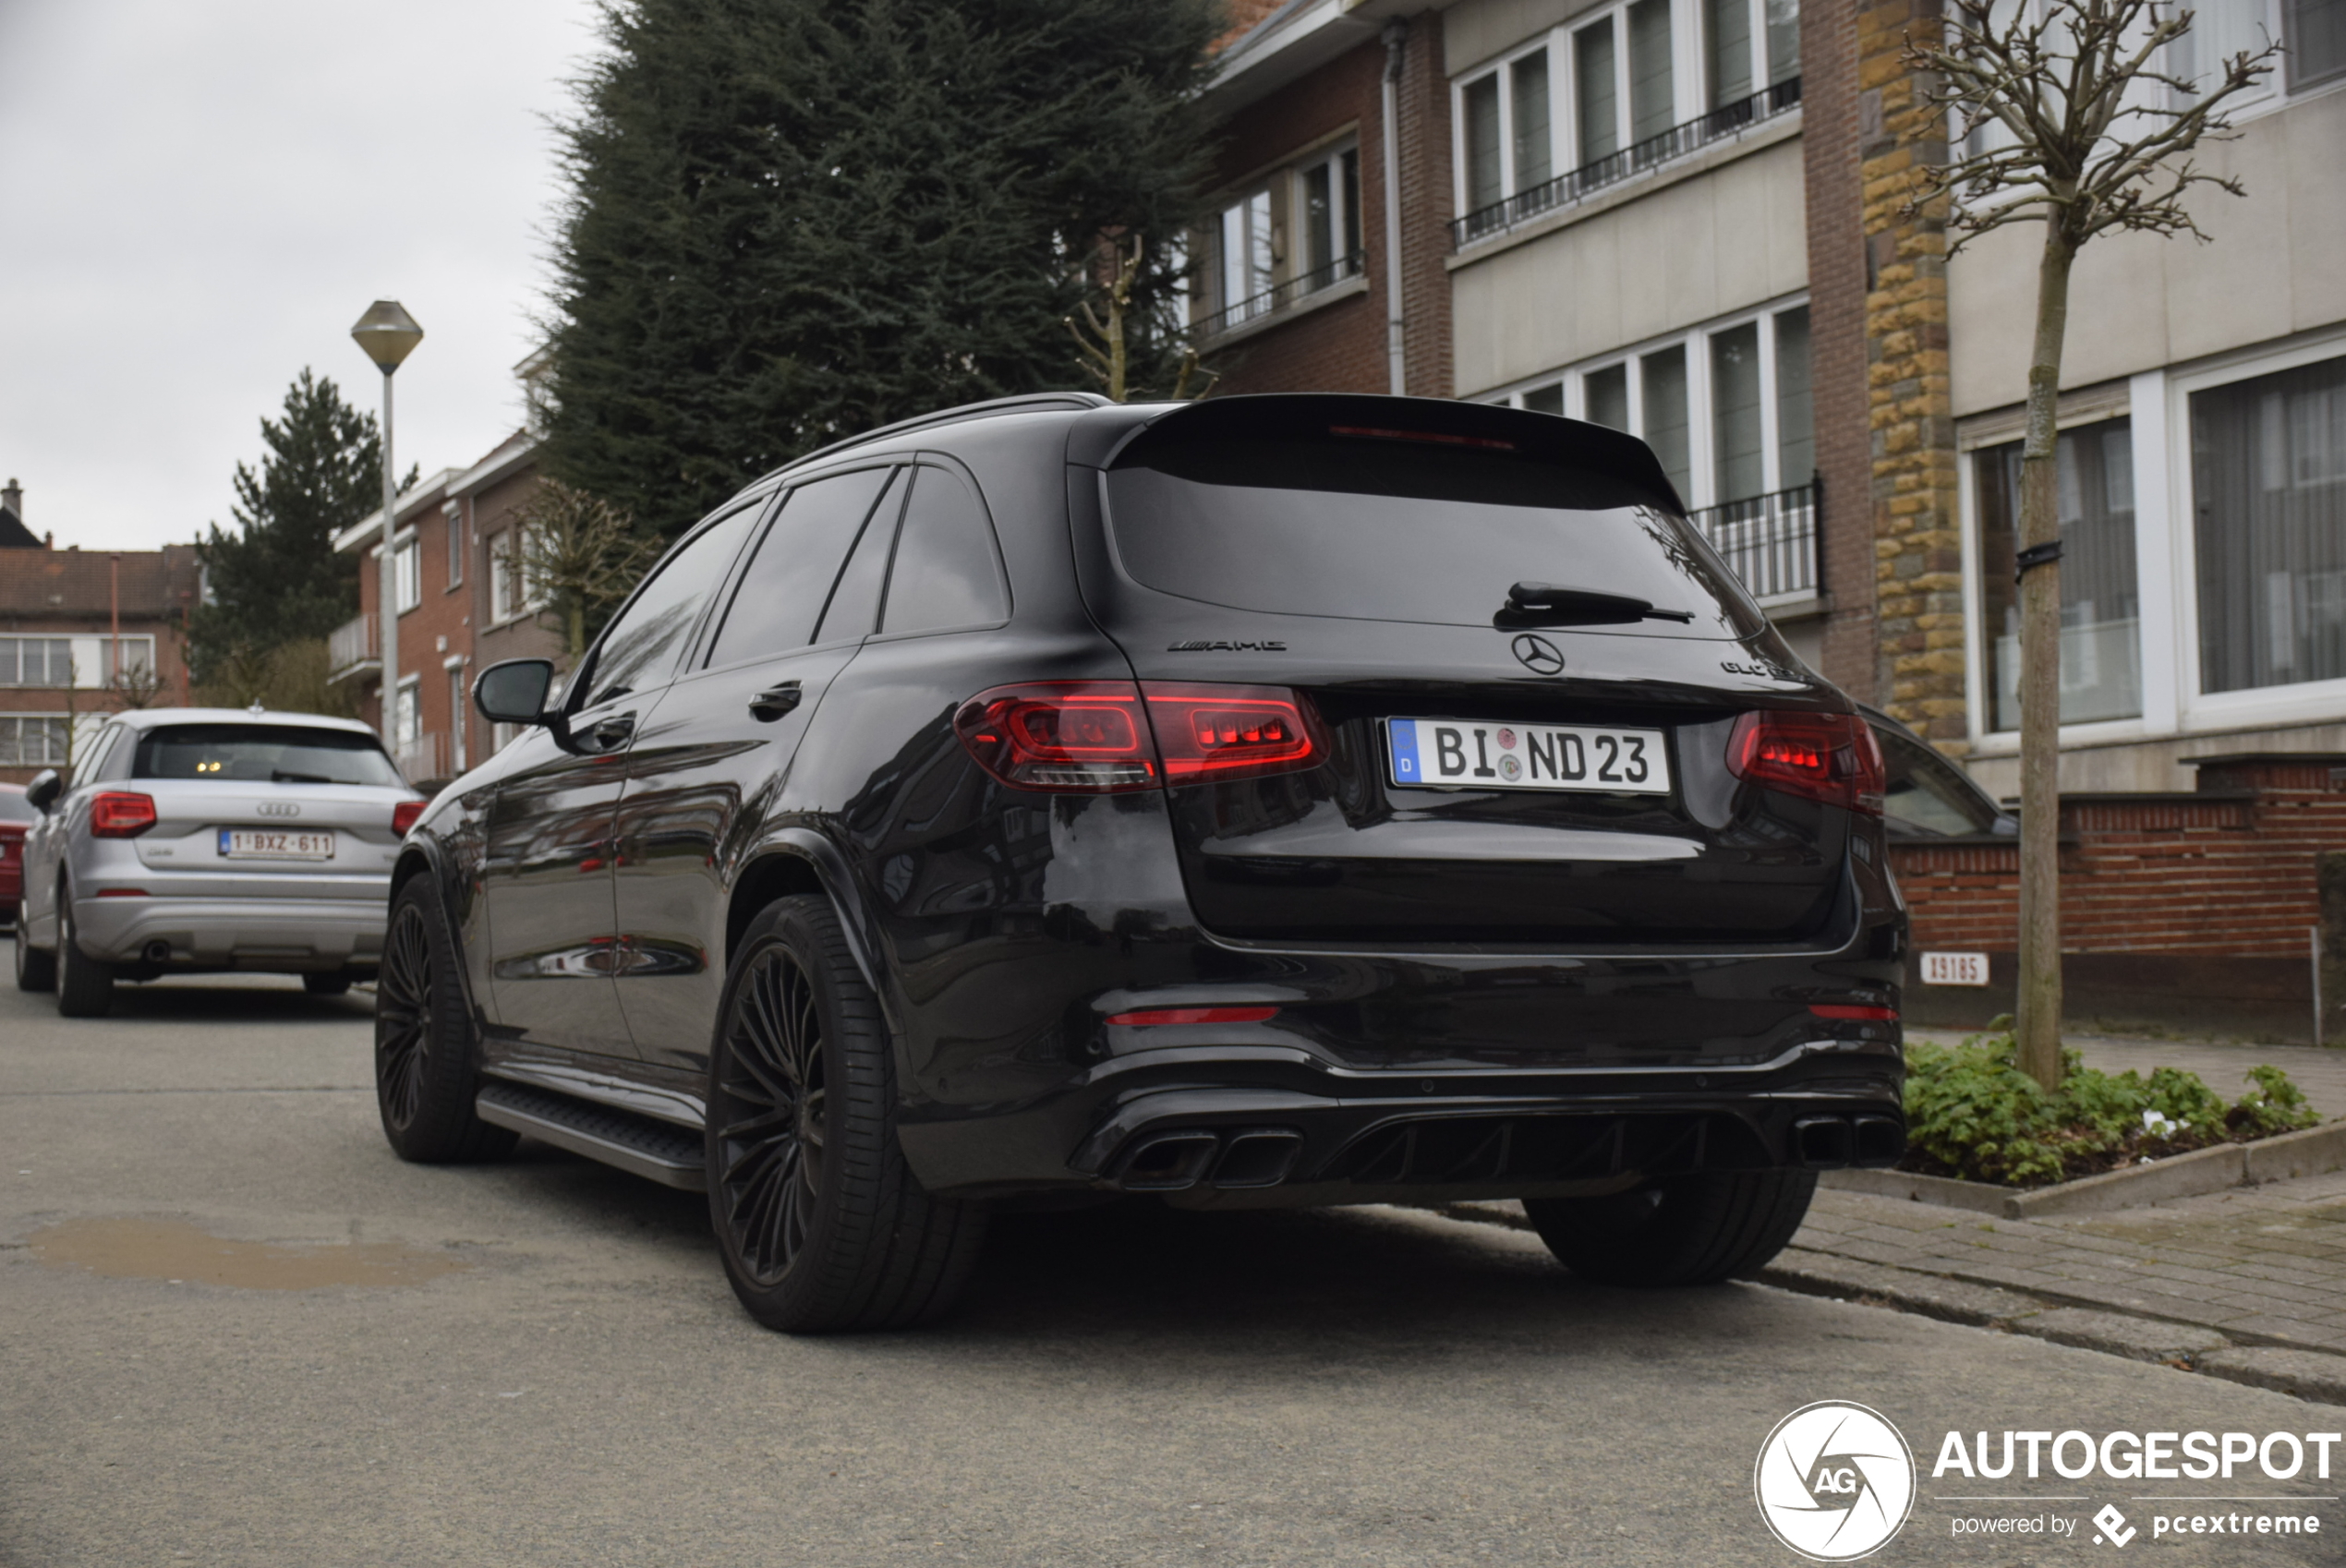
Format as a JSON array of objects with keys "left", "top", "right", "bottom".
[{"left": 1901, "top": 1025, "right": 2326, "bottom": 1187}]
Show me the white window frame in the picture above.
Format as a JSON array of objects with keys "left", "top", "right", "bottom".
[
  {"left": 445, "top": 654, "right": 468, "bottom": 773},
  {"left": 444, "top": 501, "right": 465, "bottom": 590},
  {"left": 1289, "top": 141, "right": 1363, "bottom": 288},
  {"left": 1484, "top": 293, "right": 1811, "bottom": 512},
  {"left": 1215, "top": 187, "right": 1276, "bottom": 317},
  {"left": 1452, "top": 36, "right": 1566, "bottom": 212},
  {"left": 1959, "top": 328, "right": 2346, "bottom": 756},
  {"left": 99, "top": 634, "right": 155, "bottom": 683},
  {"left": 0, "top": 634, "right": 75, "bottom": 688},
  {"left": 393, "top": 673, "right": 423, "bottom": 748},
  {"left": 393, "top": 529, "right": 422, "bottom": 615},
  {"left": 0, "top": 714, "right": 70, "bottom": 766}
]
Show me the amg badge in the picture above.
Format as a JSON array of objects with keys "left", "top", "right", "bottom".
[{"left": 1167, "top": 639, "right": 1288, "bottom": 652}]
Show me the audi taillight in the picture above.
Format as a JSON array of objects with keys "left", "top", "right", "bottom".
[
  {"left": 393, "top": 801, "right": 427, "bottom": 836},
  {"left": 1726, "top": 711, "right": 1884, "bottom": 814},
  {"left": 953, "top": 681, "right": 1324, "bottom": 794},
  {"left": 90, "top": 791, "right": 156, "bottom": 838}
]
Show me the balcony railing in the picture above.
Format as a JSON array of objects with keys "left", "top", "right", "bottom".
[
  {"left": 328, "top": 613, "right": 378, "bottom": 680},
  {"left": 1688, "top": 477, "right": 1819, "bottom": 603},
  {"left": 1451, "top": 76, "right": 1802, "bottom": 249},
  {"left": 393, "top": 731, "right": 453, "bottom": 786},
  {"left": 1196, "top": 249, "right": 1368, "bottom": 340}
]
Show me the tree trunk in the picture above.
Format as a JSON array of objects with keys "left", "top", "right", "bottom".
[{"left": 2015, "top": 225, "right": 2076, "bottom": 1092}]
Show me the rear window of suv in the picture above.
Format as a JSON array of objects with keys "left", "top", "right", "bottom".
[
  {"left": 133, "top": 724, "right": 405, "bottom": 788},
  {"left": 1103, "top": 430, "right": 1760, "bottom": 637}
]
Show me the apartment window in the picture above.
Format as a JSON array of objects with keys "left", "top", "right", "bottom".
[
  {"left": 447, "top": 661, "right": 468, "bottom": 773},
  {"left": 1575, "top": 20, "right": 1620, "bottom": 163},
  {"left": 1710, "top": 0, "right": 1802, "bottom": 103},
  {"left": 0, "top": 716, "right": 69, "bottom": 766},
  {"left": 2192, "top": 354, "right": 2346, "bottom": 694},
  {"left": 1465, "top": 47, "right": 1558, "bottom": 209},
  {"left": 2290, "top": 0, "right": 2345, "bottom": 87},
  {"left": 0, "top": 636, "right": 73, "bottom": 687},
  {"left": 393, "top": 535, "right": 422, "bottom": 614},
  {"left": 1216, "top": 189, "right": 1274, "bottom": 316},
  {"left": 488, "top": 531, "right": 516, "bottom": 622},
  {"left": 445, "top": 502, "right": 466, "bottom": 589},
  {"left": 98, "top": 635, "right": 155, "bottom": 683},
  {"left": 1627, "top": 0, "right": 1677, "bottom": 140},
  {"left": 1496, "top": 301, "right": 1815, "bottom": 513},
  {"left": 1977, "top": 420, "right": 2144, "bottom": 728},
  {"left": 1295, "top": 144, "right": 1362, "bottom": 287},
  {"left": 394, "top": 674, "right": 422, "bottom": 748}
]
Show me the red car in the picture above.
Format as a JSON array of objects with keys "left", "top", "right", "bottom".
[{"left": 0, "top": 781, "right": 30, "bottom": 927}]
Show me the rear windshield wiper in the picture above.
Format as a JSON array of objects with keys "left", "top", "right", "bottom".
[
  {"left": 1495, "top": 582, "right": 1697, "bottom": 628},
  {"left": 271, "top": 770, "right": 336, "bottom": 783}
]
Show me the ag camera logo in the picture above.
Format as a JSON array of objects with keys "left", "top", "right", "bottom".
[{"left": 1755, "top": 1402, "right": 1917, "bottom": 1561}]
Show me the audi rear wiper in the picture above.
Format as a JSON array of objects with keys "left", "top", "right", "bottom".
[
  {"left": 1495, "top": 582, "right": 1696, "bottom": 628},
  {"left": 271, "top": 770, "right": 336, "bottom": 783}
]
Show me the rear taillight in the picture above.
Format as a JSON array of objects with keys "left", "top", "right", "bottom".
[
  {"left": 393, "top": 801, "right": 427, "bottom": 836},
  {"left": 90, "top": 792, "right": 156, "bottom": 838},
  {"left": 1144, "top": 683, "right": 1322, "bottom": 783},
  {"left": 954, "top": 681, "right": 1324, "bottom": 794},
  {"left": 1810, "top": 1004, "right": 1898, "bottom": 1021},
  {"left": 1105, "top": 1006, "right": 1280, "bottom": 1027},
  {"left": 1727, "top": 711, "right": 1885, "bottom": 814}
]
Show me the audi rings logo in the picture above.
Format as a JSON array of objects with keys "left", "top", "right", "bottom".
[
  {"left": 1754, "top": 1402, "right": 1917, "bottom": 1562},
  {"left": 1510, "top": 633, "right": 1565, "bottom": 675},
  {"left": 258, "top": 802, "right": 300, "bottom": 818}
]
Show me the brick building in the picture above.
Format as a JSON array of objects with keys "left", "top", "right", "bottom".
[
  {"left": 0, "top": 482, "right": 199, "bottom": 784},
  {"left": 330, "top": 430, "right": 562, "bottom": 788}
]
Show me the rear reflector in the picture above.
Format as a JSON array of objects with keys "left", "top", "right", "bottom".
[
  {"left": 1105, "top": 1006, "right": 1280, "bottom": 1027},
  {"left": 954, "top": 682, "right": 1324, "bottom": 794},
  {"left": 1727, "top": 711, "right": 1885, "bottom": 814},
  {"left": 393, "top": 800, "right": 427, "bottom": 836},
  {"left": 95, "top": 888, "right": 149, "bottom": 899},
  {"left": 90, "top": 792, "right": 157, "bottom": 838},
  {"left": 1809, "top": 1004, "right": 1898, "bottom": 1021}
]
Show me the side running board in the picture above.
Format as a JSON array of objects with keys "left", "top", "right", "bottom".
[{"left": 476, "top": 1081, "right": 707, "bottom": 1192}]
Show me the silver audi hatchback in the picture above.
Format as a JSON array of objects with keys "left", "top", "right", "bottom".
[{"left": 11, "top": 707, "right": 425, "bottom": 1016}]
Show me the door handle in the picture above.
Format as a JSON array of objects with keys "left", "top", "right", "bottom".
[
  {"left": 588, "top": 713, "right": 635, "bottom": 750},
  {"left": 749, "top": 682, "right": 803, "bottom": 723}
]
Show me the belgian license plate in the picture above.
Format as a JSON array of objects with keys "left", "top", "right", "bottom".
[
  {"left": 219, "top": 829, "right": 336, "bottom": 861},
  {"left": 1386, "top": 718, "right": 1671, "bottom": 794}
]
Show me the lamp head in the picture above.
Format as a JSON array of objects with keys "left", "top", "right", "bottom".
[{"left": 351, "top": 300, "right": 425, "bottom": 373}]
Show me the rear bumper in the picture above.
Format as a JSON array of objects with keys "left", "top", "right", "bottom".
[
  {"left": 70, "top": 894, "right": 388, "bottom": 971},
  {"left": 896, "top": 1036, "right": 1905, "bottom": 1202}
]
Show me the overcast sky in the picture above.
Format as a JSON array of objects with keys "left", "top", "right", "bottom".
[{"left": 0, "top": 0, "right": 602, "bottom": 552}]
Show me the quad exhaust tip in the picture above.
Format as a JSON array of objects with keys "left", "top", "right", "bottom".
[
  {"left": 1114, "top": 1128, "right": 1305, "bottom": 1192},
  {"left": 1795, "top": 1114, "right": 1905, "bottom": 1171}
]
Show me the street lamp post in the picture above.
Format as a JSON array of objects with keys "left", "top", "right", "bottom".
[{"left": 350, "top": 301, "right": 424, "bottom": 751}]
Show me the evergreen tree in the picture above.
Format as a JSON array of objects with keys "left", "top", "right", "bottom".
[
  {"left": 188, "top": 370, "right": 410, "bottom": 682},
  {"left": 543, "top": 0, "right": 1220, "bottom": 542}
]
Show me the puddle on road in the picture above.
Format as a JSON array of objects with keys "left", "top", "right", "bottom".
[{"left": 27, "top": 1217, "right": 468, "bottom": 1291}]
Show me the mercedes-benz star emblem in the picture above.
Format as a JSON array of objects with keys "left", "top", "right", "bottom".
[{"left": 1510, "top": 633, "right": 1566, "bottom": 675}]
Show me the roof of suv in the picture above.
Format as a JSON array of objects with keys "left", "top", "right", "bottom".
[{"left": 91, "top": 707, "right": 384, "bottom": 737}]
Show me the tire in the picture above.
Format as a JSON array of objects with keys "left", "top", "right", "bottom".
[
  {"left": 374, "top": 877, "right": 517, "bottom": 1164},
  {"left": 54, "top": 887, "right": 115, "bottom": 1018},
  {"left": 706, "top": 894, "right": 986, "bottom": 1333},
  {"left": 14, "top": 900, "right": 55, "bottom": 993},
  {"left": 303, "top": 971, "right": 354, "bottom": 996},
  {"left": 1524, "top": 1169, "right": 1818, "bottom": 1287}
]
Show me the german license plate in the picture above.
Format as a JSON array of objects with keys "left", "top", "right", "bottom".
[
  {"left": 1386, "top": 718, "right": 1671, "bottom": 794},
  {"left": 219, "top": 829, "right": 336, "bottom": 860}
]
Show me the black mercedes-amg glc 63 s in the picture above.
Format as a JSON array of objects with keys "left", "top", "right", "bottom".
[{"left": 375, "top": 392, "right": 1906, "bottom": 1333}]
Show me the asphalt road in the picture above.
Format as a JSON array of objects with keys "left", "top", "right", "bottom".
[{"left": 4, "top": 943, "right": 2336, "bottom": 1567}]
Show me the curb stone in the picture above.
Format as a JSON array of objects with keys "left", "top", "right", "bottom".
[
  {"left": 1758, "top": 1248, "right": 2049, "bottom": 1328},
  {"left": 2197, "top": 1346, "right": 2346, "bottom": 1405},
  {"left": 2014, "top": 1307, "right": 2232, "bottom": 1366}
]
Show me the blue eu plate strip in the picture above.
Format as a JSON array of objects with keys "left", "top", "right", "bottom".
[{"left": 1387, "top": 718, "right": 1421, "bottom": 784}]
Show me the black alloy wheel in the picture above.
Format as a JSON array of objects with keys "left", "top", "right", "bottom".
[
  {"left": 713, "top": 943, "right": 829, "bottom": 1288},
  {"left": 14, "top": 899, "right": 55, "bottom": 993},
  {"left": 706, "top": 894, "right": 986, "bottom": 1333},
  {"left": 374, "top": 878, "right": 515, "bottom": 1164}
]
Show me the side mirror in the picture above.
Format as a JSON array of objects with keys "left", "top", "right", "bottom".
[
  {"left": 24, "top": 769, "right": 61, "bottom": 814},
  {"left": 474, "top": 659, "right": 556, "bottom": 726}
]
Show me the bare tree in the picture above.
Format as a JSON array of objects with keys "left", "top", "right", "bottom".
[
  {"left": 1902, "top": 0, "right": 2274, "bottom": 1090},
  {"left": 1066, "top": 233, "right": 1217, "bottom": 404},
  {"left": 513, "top": 479, "right": 660, "bottom": 660}
]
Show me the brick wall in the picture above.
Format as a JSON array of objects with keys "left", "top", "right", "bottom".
[
  {"left": 1805, "top": 0, "right": 1877, "bottom": 701},
  {"left": 1894, "top": 759, "right": 2346, "bottom": 1037},
  {"left": 1395, "top": 16, "right": 1453, "bottom": 398}
]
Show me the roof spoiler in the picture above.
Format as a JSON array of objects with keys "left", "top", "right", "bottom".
[{"left": 1065, "top": 392, "right": 1685, "bottom": 513}]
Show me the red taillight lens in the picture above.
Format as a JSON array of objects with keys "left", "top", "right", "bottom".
[
  {"left": 1105, "top": 1006, "right": 1280, "bottom": 1027},
  {"left": 1809, "top": 1004, "right": 1898, "bottom": 1021},
  {"left": 953, "top": 682, "right": 1158, "bottom": 793},
  {"left": 393, "top": 801, "right": 427, "bottom": 836},
  {"left": 953, "top": 681, "right": 1325, "bottom": 793},
  {"left": 1727, "top": 711, "right": 1885, "bottom": 814},
  {"left": 1144, "top": 683, "right": 1323, "bottom": 783},
  {"left": 90, "top": 792, "right": 156, "bottom": 838}
]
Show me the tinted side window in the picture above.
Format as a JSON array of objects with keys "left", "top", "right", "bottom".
[
  {"left": 812, "top": 473, "right": 909, "bottom": 645},
  {"left": 586, "top": 502, "right": 764, "bottom": 705},
  {"left": 880, "top": 465, "right": 1010, "bottom": 635},
  {"left": 706, "top": 467, "right": 898, "bottom": 669}
]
